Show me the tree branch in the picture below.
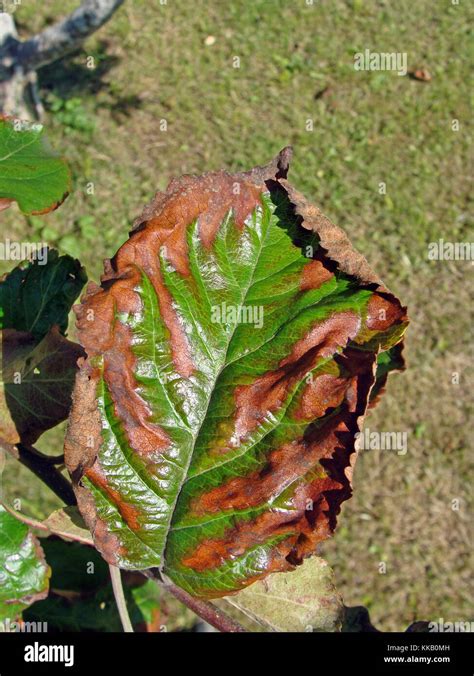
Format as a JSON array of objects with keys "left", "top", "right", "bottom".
[
  {"left": 23, "top": 445, "right": 65, "bottom": 465},
  {"left": 15, "top": 0, "right": 125, "bottom": 72}
]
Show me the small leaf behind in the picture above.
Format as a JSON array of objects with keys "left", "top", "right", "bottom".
[
  {"left": 0, "top": 327, "right": 84, "bottom": 445},
  {"left": 214, "top": 557, "right": 343, "bottom": 632},
  {"left": 0, "top": 505, "right": 50, "bottom": 621},
  {"left": 0, "top": 119, "right": 71, "bottom": 215},
  {"left": 0, "top": 249, "right": 87, "bottom": 340},
  {"left": 43, "top": 506, "right": 93, "bottom": 546}
]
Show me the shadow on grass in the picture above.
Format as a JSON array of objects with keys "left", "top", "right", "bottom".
[{"left": 37, "top": 40, "right": 144, "bottom": 119}]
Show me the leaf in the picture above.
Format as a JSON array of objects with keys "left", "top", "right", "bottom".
[
  {"left": 129, "top": 579, "right": 163, "bottom": 631},
  {"left": 408, "top": 68, "right": 432, "bottom": 82},
  {"left": 0, "top": 249, "right": 87, "bottom": 340},
  {"left": 342, "top": 605, "right": 380, "bottom": 632},
  {"left": 23, "top": 538, "right": 161, "bottom": 632},
  {"left": 0, "top": 118, "right": 71, "bottom": 215},
  {"left": 214, "top": 556, "right": 343, "bottom": 632},
  {"left": 37, "top": 538, "right": 109, "bottom": 593},
  {"left": 0, "top": 198, "right": 13, "bottom": 212},
  {"left": 25, "top": 577, "right": 161, "bottom": 632},
  {"left": 369, "top": 343, "right": 405, "bottom": 407},
  {"left": 0, "top": 250, "right": 86, "bottom": 444},
  {"left": 24, "top": 586, "right": 125, "bottom": 632},
  {"left": 0, "top": 502, "right": 93, "bottom": 547},
  {"left": 0, "top": 327, "right": 84, "bottom": 445},
  {"left": 43, "top": 506, "right": 93, "bottom": 546},
  {"left": 0, "top": 505, "right": 50, "bottom": 621},
  {"left": 65, "top": 148, "right": 408, "bottom": 598}
]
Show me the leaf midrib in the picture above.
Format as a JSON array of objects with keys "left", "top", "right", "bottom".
[
  {"left": 0, "top": 133, "right": 38, "bottom": 163},
  {"left": 160, "top": 203, "right": 273, "bottom": 567}
]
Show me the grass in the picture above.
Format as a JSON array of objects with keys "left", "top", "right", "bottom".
[{"left": 2, "top": 0, "right": 472, "bottom": 631}]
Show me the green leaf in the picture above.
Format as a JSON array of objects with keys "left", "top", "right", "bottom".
[
  {"left": 0, "top": 250, "right": 86, "bottom": 444},
  {"left": 0, "top": 503, "right": 93, "bottom": 546},
  {"left": 65, "top": 149, "right": 408, "bottom": 598},
  {"left": 38, "top": 538, "right": 109, "bottom": 593},
  {"left": 129, "top": 580, "right": 162, "bottom": 631},
  {"left": 0, "top": 327, "right": 84, "bottom": 445},
  {"left": 0, "top": 505, "right": 50, "bottom": 621},
  {"left": 214, "top": 556, "right": 343, "bottom": 632},
  {"left": 0, "top": 249, "right": 87, "bottom": 340},
  {"left": 24, "top": 539, "right": 161, "bottom": 632},
  {"left": 25, "top": 578, "right": 161, "bottom": 632},
  {"left": 369, "top": 343, "right": 405, "bottom": 406},
  {"left": 0, "top": 118, "right": 71, "bottom": 215}
]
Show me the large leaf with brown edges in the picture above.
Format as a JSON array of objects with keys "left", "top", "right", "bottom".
[{"left": 65, "top": 149, "right": 408, "bottom": 599}]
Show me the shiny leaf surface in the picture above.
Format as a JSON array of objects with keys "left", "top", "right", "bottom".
[
  {"left": 0, "top": 505, "right": 50, "bottom": 621},
  {"left": 65, "top": 149, "right": 408, "bottom": 598}
]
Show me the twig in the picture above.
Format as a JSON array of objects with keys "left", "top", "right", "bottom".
[
  {"left": 0, "top": 500, "right": 50, "bottom": 532},
  {"left": 23, "top": 445, "right": 65, "bottom": 465},
  {"left": 166, "top": 582, "right": 245, "bottom": 633},
  {"left": 26, "top": 70, "right": 45, "bottom": 121},
  {"left": 145, "top": 571, "right": 245, "bottom": 633},
  {"left": 0, "top": 501, "right": 94, "bottom": 546},
  {"left": 109, "top": 564, "right": 134, "bottom": 633},
  {"left": 17, "top": 443, "right": 76, "bottom": 505}
]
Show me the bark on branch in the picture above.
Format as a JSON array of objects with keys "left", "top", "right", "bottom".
[
  {"left": 0, "top": 1, "right": 124, "bottom": 116},
  {"left": 14, "top": 0, "right": 125, "bottom": 72}
]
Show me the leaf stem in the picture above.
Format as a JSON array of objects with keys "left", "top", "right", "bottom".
[
  {"left": 0, "top": 500, "right": 50, "bottom": 532},
  {"left": 109, "top": 564, "right": 134, "bottom": 633},
  {"left": 158, "top": 575, "right": 245, "bottom": 633}
]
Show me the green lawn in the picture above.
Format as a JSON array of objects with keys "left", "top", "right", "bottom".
[{"left": 2, "top": 0, "right": 472, "bottom": 631}]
